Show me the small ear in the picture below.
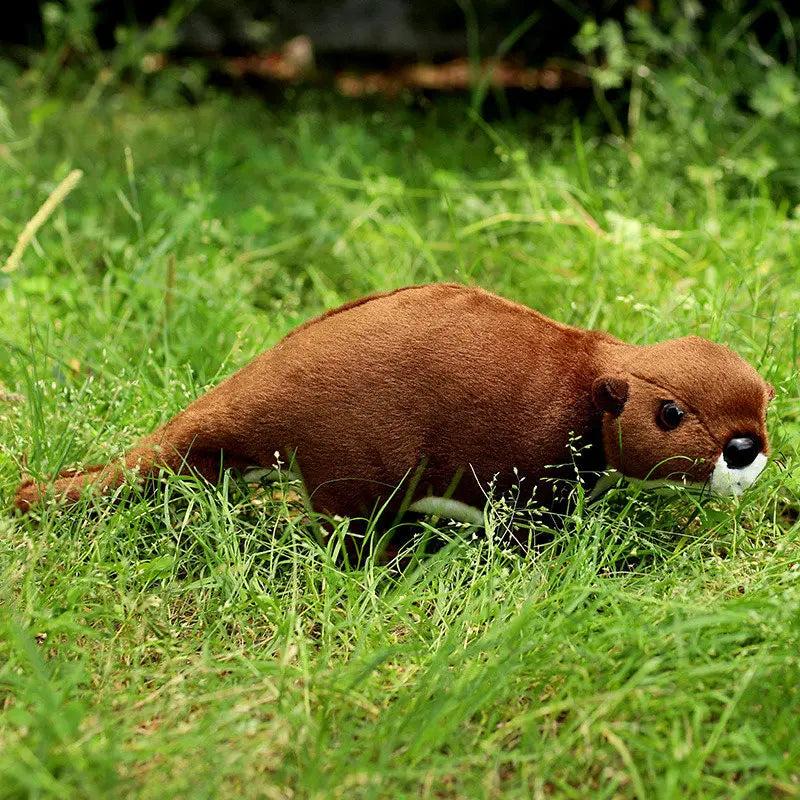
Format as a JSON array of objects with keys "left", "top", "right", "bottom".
[
  {"left": 592, "top": 376, "right": 629, "bottom": 416},
  {"left": 766, "top": 382, "right": 776, "bottom": 403}
]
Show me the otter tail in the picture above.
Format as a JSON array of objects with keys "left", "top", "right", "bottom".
[{"left": 13, "top": 405, "right": 254, "bottom": 515}]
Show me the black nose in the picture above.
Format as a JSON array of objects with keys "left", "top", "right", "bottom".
[{"left": 723, "top": 436, "right": 761, "bottom": 469}]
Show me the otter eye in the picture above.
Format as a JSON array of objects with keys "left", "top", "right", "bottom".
[{"left": 658, "top": 401, "right": 685, "bottom": 430}]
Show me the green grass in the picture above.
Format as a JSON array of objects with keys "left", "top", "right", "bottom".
[{"left": 1, "top": 73, "right": 799, "bottom": 799}]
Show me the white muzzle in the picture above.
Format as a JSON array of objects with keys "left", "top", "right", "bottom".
[{"left": 709, "top": 452, "right": 768, "bottom": 496}]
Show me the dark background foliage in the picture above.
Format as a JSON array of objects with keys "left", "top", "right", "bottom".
[{"left": 3, "top": 1, "right": 797, "bottom": 63}]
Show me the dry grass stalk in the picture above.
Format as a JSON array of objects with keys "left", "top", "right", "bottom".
[{"left": 2, "top": 168, "right": 83, "bottom": 273}]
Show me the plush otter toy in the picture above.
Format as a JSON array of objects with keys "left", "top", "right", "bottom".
[{"left": 14, "top": 284, "right": 774, "bottom": 522}]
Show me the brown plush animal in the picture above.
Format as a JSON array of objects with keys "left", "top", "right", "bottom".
[{"left": 14, "top": 284, "right": 773, "bottom": 522}]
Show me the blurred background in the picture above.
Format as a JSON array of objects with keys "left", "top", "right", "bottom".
[{"left": 2, "top": 1, "right": 798, "bottom": 123}]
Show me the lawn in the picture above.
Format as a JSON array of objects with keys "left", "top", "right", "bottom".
[{"left": 1, "top": 63, "right": 799, "bottom": 797}]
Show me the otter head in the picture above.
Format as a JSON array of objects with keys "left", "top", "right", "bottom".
[{"left": 592, "top": 336, "right": 774, "bottom": 495}]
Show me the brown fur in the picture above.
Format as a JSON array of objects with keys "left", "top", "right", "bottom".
[{"left": 13, "top": 284, "right": 773, "bottom": 518}]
